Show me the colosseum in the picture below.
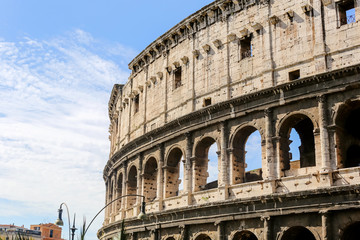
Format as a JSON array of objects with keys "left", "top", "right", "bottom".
[{"left": 99, "top": 0, "right": 360, "bottom": 239}]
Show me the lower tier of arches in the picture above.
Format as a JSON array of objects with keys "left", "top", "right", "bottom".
[{"left": 98, "top": 187, "right": 360, "bottom": 240}]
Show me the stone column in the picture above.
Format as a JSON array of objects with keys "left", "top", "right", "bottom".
[
  {"left": 318, "top": 95, "right": 331, "bottom": 172},
  {"left": 184, "top": 132, "right": 193, "bottom": 205},
  {"left": 220, "top": 121, "right": 229, "bottom": 186},
  {"left": 215, "top": 221, "right": 224, "bottom": 240},
  {"left": 261, "top": 216, "right": 271, "bottom": 240},
  {"left": 137, "top": 154, "right": 143, "bottom": 215},
  {"left": 313, "top": 0, "right": 328, "bottom": 73},
  {"left": 320, "top": 210, "right": 331, "bottom": 240},
  {"left": 158, "top": 144, "right": 164, "bottom": 210},
  {"left": 265, "top": 108, "right": 276, "bottom": 180},
  {"left": 104, "top": 180, "right": 109, "bottom": 222}
]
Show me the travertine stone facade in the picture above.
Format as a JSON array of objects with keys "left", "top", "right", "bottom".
[{"left": 101, "top": 0, "right": 360, "bottom": 240}]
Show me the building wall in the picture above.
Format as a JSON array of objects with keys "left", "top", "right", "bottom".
[{"left": 102, "top": 0, "right": 360, "bottom": 240}]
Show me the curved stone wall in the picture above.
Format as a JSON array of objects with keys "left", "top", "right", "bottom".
[{"left": 101, "top": 0, "right": 360, "bottom": 240}]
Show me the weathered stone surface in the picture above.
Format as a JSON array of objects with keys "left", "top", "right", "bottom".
[{"left": 101, "top": 0, "right": 360, "bottom": 240}]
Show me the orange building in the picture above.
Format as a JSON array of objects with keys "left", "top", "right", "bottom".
[{"left": 30, "top": 224, "right": 63, "bottom": 240}]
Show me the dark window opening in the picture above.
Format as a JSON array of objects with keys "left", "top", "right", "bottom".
[
  {"left": 240, "top": 35, "right": 253, "bottom": 59},
  {"left": 281, "top": 226, "right": 316, "bottom": 240},
  {"left": 50, "top": 230, "right": 53, "bottom": 238},
  {"left": 233, "top": 231, "right": 258, "bottom": 240},
  {"left": 341, "top": 221, "right": 360, "bottom": 240},
  {"left": 174, "top": 67, "right": 182, "bottom": 89},
  {"left": 289, "top": 69, "right": 300, "bottom": 80},
  {"left": 203, "top": 98, "right": 212, "bottom": 107},
  {"left": 134, "top": 94, "right": 139, "bottom": 114},
  {"left": 279, "top": 115, "right": 316, "bottom": 176},
  {"left": 338, "top": 0, "right": 356, "bottom": 26}
]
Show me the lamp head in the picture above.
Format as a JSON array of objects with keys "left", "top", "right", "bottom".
[
  {"left": 137, "top": 201, "right": 146, "bottom": 220},
  {"left": 55, "top": 208, "right": 64, "bottom": 226}
]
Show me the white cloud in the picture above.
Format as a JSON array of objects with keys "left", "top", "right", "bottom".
[{"left": 0, "top": 30, "right": 135, "bottom": 240}]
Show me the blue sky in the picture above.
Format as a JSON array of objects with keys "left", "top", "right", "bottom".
[
  {"left": 0, "top": 1, "right": 213, "bottom": 240},
  {"left": 0, "top": 1, "right": 302, "bottom": 240}
]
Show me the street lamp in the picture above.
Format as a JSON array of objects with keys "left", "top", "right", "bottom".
[{"left": 55, "top": 195, "right": 146, "bottom": 239}]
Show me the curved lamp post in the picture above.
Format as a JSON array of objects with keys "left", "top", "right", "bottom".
[{"left": 55, "top": 195, "right": 146, "bottom": 239}]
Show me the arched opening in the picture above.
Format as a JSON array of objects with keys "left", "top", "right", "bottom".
[
  {"left": 195, "top": 234, "right": 212, "bottom": 240},
  {"left": 279, "top": 114, "right": 316, "bottom": 176},
  {"left": 281, "top": 226, "right": 316, "bottom": 240},
  {"left": 342, "top": 221, "right": 360, "bottom": 240},
  {"left": 233, "top": 231, "right": 258, "bottom": 240},
  {"left": 116, "top": 173, "right": 123, "bottom": 212},
  {"left": 143, "top": 157, "right": 158, "bottom": 202},
  {"left": 126, "top": 166, "right": 137, "bottom": 209},
  {"left": 165, "top": 237, "right": 176, "bottom": 240},
  {"left": 194, "top": 137, "right": 218, "bottom": 192},
  {"left": 232, "top": 126, "right": 263, "bottom": 184},
  {"left": 165, "top": 148, "right": 184, "bottom": 198},
  {"left": 336, "top": 103, "right": 360, "bottom": 168}
]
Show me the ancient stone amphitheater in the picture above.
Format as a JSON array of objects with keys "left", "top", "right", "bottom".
[{"left": 99, "top": 0, "right": 360, "bottom": 239}]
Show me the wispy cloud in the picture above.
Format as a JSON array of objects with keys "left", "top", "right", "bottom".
[{"left": 0, "top": 29, "right": 136, "bottom": 240}]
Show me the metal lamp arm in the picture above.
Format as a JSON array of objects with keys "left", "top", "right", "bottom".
[
  {"left": 84, "top": 194, "right": 145, "bottom": 236},
  {"left": 59, "top": 202, "right": 71, "bottom": 240}
]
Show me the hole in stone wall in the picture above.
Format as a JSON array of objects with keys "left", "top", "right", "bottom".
[
  {"left": 127, "top": 166, "right": 137, "bottom": 208},
  {"left": 341, "top": 221, "right": 360, "bottom": 240},
  {"left": 289, "top": 129, "right": 301, "bottom": 166},
  {"left": 338, "top": 0, "right": 356, "bottom": 26},
  {"left": 174, "top": 67, "right": 182, "bottom": 89},
  {"left": 194, "top": 137, "right": 218, "bottom": 191},
  {"left": 203, "top": 97, "right": 212, "bottom": 107},
  {"left": 165, "top": 148, "right": 184, "bottom": 198},
  {"left": 281, "top": 226, "right": 316, "bottom": 240},
  {"left": 144, "top": 157, "right": 158, "bottom": 202},
  {"left": 289, "top": 69, "right": 300, "bottom": 81},
  {"left": 240, "top": 35, "right": 253, "bottom": 59},
  {"left": 279, "top": 115, "right": 316, "bottom": 176},
  {"left": 244, "top": 131, "right": 263, "bottom": 182}
]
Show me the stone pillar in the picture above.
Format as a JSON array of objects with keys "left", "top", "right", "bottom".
[
  {"left": 137, "top": 154, "right": 143, "bottom": 215},
  {"left": 313, "top": 0, "right": 328, "bottom": 73},
  {"left": 158, "top": 144, "right": 164, "bottom": 210},
  {"left": 320, "top": 210, "right": 331, "bottom": 240},
  {"left": 184, "top": 132, "right": 193, "bottom": 205},
  {"left": 261, "top": 216, "right": 271, "bottom": 240},
  {"left": 318, "top": 95, "right": 332, "bottom": 172},
  {"left": 220, "top": 121, "right": 229, "bottom": 186},
  {"left": 215, "top": 221, "right": 224, "bottom": 240},
  {"left": 104, "top": 180, "right": 109, "bottom": 222},
  {"left": 265, "top": 108, "right": 276, "bottom": 180}
]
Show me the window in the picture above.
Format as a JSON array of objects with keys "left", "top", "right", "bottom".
[
  {"left": 50, "top": 230, "right": 53, "bottom": 238},
  {"left": 289, "top": 69, "right": 300, "bottom": 80},
  {"left": 338, "top": 0, "right": 356, "bottom": 26},
  {"left": 134, "top": 94, "right": 139, "bottom": 114},
  {"left": 240, "top": 35, "right": 253, "bottom": 59},
  {"left": 203, "top": 98, "right": 212, "bottom": 107},
  {"left": 174, "top": 67, "right": 182, "bottom": 89}
]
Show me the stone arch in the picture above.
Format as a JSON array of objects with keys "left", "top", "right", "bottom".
[
  {"left": 126, "top": 165, "right": 138, "bottom": 209},
  {"left": 232, "top": 230, "right": 258, "bottom": 240},
  {"left": 193, "top": 233, "right": 212, "bottom": 240},
  {"left": 230, "top": 124, "right": 264, "bottom": 184},
  {"left": 193, "top": 136, "right": 220, "bottom": 192},
  {"left": 277, "top": 112, "right": 317, "bottom": 176},
  {"left": 164, "top": 237, "right": 176, "bottom": 240},
  {"left": 279, "top": 226, "right": 317, "bottom": 240},
  {"left": 143, "top": 157, "right": 158, "bottom": 202},
  {"left": 341, "top": 221, "right": 360, "bottom": 240},
  {"left": 164, "top": 146, "right": 185, "bottom": 198},
  {"left": 116, "top": 171, "right": 124, "bottom": 211},
  {"left": 334, "top": 100, "right": 360, "bottom": 168}
]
